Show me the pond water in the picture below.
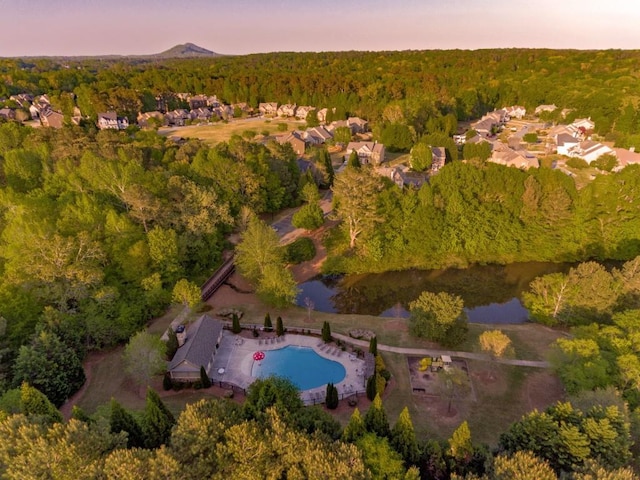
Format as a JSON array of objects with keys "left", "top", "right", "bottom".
[{"left": 296, "top": 262, "right": 575, "bottom": 324}]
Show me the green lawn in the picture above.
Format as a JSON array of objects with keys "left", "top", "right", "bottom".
[{"left": 158, "top": 118, "right": 304, "bottom": 146}]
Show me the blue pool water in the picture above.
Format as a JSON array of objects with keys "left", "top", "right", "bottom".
[{"left": 251, "top": 345, "right": 346, "bottom": 390}]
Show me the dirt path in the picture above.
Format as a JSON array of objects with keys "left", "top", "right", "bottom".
[{"left": 60, "top": 350, "right": 112, "bottom": 420}]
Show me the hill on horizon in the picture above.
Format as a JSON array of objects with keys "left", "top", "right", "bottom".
[
  {"left": 5, "top": 42, "right": 222, "bottom": 60},
  {"left": 154, "top": 42, "right": 221, "bottom": 58}
]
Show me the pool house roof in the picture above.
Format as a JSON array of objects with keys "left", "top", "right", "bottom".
[{"left": 168, "top": 314, "right": 223, "bottom": 374}]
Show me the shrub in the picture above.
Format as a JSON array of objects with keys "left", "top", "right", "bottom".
[
  {"left": 277, "top": 122, "right": 288, "bottom": 132},
  {"left": 163, "top": 373, "right": 172, "bottom": 391},
  {"left": 566, "top": 157, "right": 589, "bottom": 169},
  {"left": 284, "top": 237, "right": 316, "bottom": 264}
]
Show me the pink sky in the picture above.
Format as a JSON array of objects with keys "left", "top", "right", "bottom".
[{"left": 0, "top": 0, "right": 638, "bottom": 56}]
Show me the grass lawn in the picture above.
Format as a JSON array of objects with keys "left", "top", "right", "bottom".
[{"left": 158, "top": 117, "right": 304, "bottom": 146}]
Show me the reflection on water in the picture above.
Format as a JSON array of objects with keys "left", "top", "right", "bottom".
[{"left": 296, "top": 262, "right": 573, "bottom": 324}]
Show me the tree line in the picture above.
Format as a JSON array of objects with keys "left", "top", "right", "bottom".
[{"left": 328, "top": 161, "right": 640, "bottom": 273}]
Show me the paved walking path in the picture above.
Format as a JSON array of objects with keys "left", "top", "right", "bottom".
[{"left": 330, "top": 332, "right": 550, "bottom": 369}]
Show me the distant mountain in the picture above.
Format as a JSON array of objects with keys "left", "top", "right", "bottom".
[{"left": 153, "top": 43, "right": 221, "bottom": 58}]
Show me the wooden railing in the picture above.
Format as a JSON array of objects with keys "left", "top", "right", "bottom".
[{"left": 200, "top": 255, "right": 236, "bottom": 301}]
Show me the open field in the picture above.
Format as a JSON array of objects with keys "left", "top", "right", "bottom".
[{"left": 158, "top": 117, "right": 305, "bottom": 145}]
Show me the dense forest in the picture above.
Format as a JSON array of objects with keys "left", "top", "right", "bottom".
[
  {"left": 2, "top": 49, "right": 640, "bottom": 477},
  {"left": 3, "top": 49, "right": 640, "bottom": 146}
]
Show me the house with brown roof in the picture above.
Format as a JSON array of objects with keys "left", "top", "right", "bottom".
[
  {"left": 277, "top": 131, "right": 306, "bottom": 156},
  {"left": 137, "top": 111, "right": 165, "bottom": 128},
  {"left": 303, "top": 126, "right": 333, "bottom": 146},
  {"left": 190, "top": 107, "right": 213, "bottom": 122},
  {"left": 344, "top": 141, "right": 385, "bottom": 165},
  {"left": 259, "top": 102, "right": 278, "bottom": 116},
  {"left": 168, "top": 315, "right": 224, "bottom": 382},
  {"left": 97, "top": 111, "right": 129, "bottom": 130},
  {"left": 40, "top": 109, "right": 64, "bottom": 128},
  {"left": 489, "top": 142, "right": 539, "bottom": 169},
  {"left": 613, "top": 147, "right": 640, "bottom": 170},
  {"left": 535, "top": 104, "right": 558, "bottom": 115}
]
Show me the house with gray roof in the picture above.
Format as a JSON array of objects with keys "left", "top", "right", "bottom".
[{"left": 168, "top": 315, "right": 224, "bottom": 382}]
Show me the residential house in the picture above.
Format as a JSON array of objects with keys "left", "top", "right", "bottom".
[
  {"left": 535, "top": 104, "right": 558, "bottom": 115},
  {"left": 555, "top": 133, "right": 580, "bottom": 156},
  {"left": 40, "top": 109, "right": 64, "bottom": 128},
  {"left": 137, "top": 111, "right": 164, "bottom": 128},
  {"left": 188, "top": 95, "right": 208, "bottom": 110},
  {"left": 212, "top": 104, "right": 233, "bottom": 120},
  {"left": 570, "top": 118, "right": 595, "bottom": 131},
  {"left": 504, "top": 105, "right": 526, "bottom": 119},
  {"left": 303, "top": 126, "right": 333, "bottom": 146},
  {"left": 9, "top": 93, "right": 33, "bottom": 108},
  {"left": 327, "top": 119, "right": 348, "bottom": 133},
  {"left": 97, "top": 111, "right": 129, "bottom": 130},
  {"left": 380, "top": 165, "right": 426, "bottom": 189},
  {"left": 489, "top": 142, "right": 539, "bottom": 169},
  {"left": 206, "top": 95, "right": 221, "bottom": 108},
  {"left": 431, "top": 146, "right": 446, "bottom": 173},
  {"left": 0, "top": 108, "right": 16, "bottom": 120},
  {"left": 168, "top": 315, "right": 224, "bottom": 382},
  {"left": 316, "top": 108, "right": 328, "bottom": 123},
  {"left": 569, "top": 141, "right": 614, "bottom": 164},
  {"left": 295, "top": 106, "right": 315, "bottom": 120},
  {"left": 613, "top": 147, "right": 640, "bottom": 170},
  {"left": 277, "top": 103, "right": 297, "bottom": 117},
  {"left": 259, "top": 102, "right": 278, "bottom": 116},
  {"left": 344, "top": 141, "right": 385, "bottom": 165},
  {"left": 165, "top": 109, "right": 191, "bottom": 126},
  {"left": 190, "top": 107, "right": 213, "bottom": 122},
  {"left": 28, "top": 104, "right": 40, "bottom": 120},
  {"left": 471, "top": 111, "right": 504, "bottom": 137},
  {"left": 277, "top": 131, "right": 306, "bottom": 156},
  {"left": 347, "top": 117, "right": 369, "bottom": 134}
]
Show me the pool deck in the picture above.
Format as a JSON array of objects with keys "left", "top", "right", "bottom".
[{"left": 211, "top": 331, "right": 367, "bottom": 404}]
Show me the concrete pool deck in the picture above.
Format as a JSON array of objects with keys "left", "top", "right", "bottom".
[{"left": 211, "top": 331, "right": 367, "bottom": 404}]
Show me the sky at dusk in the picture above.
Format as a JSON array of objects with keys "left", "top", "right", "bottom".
[{"left": 0, "top": 0, "right": 638, "bottom": 56}]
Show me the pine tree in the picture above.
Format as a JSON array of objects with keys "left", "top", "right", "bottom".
[
  {"left": 71, "top": 405, "right": 92, "bottom": 423},
  {"left": 391, "top": 407, "right": 419, "bottom": 463},
  {"left": 364, "top": 393, "right": 390, "bottom": 438},
  {"left": 264, "top": 312, "right": 273, "bottom": 331},
  {"left": 326, "top": 383, "right": 339, "bottom": 409},
  {"left": 449, "top": 420, "right": 473, "bottom": 461},
  {"left": 276, "top": 316, "right": 284, "bottom": 336},
  {"left": 320, "top": 148, "right": 335, "bottom": 186},
  {"left": 342, "top": 408, "right": 366, "bottom": 442},
  {"left": 231, "top": 313, "right": 241, "bottom": 334},
  {"left": 19, "top": 382, "right": 63, "bottom": 424},
  {"left": 110, "top": 398, "right": 145, "bottom": 448},
  {"left": 369, "top": 336, "right": 378, "bottom": 356},
  {"left": 366, "top": 375, "right": 377, "bottom": 401},
  {"left": 322, "top": 321, "right": 332, "bottom": 342},
  {"left": 348, "top": 150, "right": 361, "bottom": 169},
  {"left": 199, "top": 365, "right": 211, "bottom": 388},
  {"left": 142, "top": 388, "right": 176, "bottom": 449}
]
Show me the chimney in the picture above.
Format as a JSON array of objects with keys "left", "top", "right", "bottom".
[{"left": 175, "top": 325, "right": 186, "bottom": 347}]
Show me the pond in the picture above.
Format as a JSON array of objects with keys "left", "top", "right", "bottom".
[{"left": 296, "top": 262, "right": 575, "bottom": 324}]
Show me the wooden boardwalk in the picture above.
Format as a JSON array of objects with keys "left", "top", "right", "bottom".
[{"left": 200, "top": 255, "right": 235, "bottom": 301}]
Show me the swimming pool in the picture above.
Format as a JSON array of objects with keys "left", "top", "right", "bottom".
[{"left": 251, "top": 345, "right": 346, "bottom": 390}]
